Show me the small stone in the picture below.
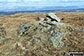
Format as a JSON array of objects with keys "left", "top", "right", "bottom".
[
  {"left": 61, "top": 17, "right": 64, "bottom": 20},
  {"left": 18, "top": 23, "right": 28, "bottom": 36},
  {"left": 36, "top": 17, "right": 41, "bottom": 21}
]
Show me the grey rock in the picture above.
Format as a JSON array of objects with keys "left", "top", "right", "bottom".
[
  {"left": 61, "top": 17, "right": 64, "bottom": 20},
  {"left": 0, "top": 24, "right": 6, "bottom": 36},
  {"left": 73, "top": 27, "right": 84, "bottom": 32},
  {"left": 46, "top": 21, "right": 66, "bottom": 26},
  {"left": 46, "top": 13, "right": 61, "bottom": 22},
  {"left": 18, "top": 23, "right": 28, "bottom": 36},
  {"left": 37, "top": 17, "right": 44, "bottom": 22},
  {"left": 0, "top": 36, "right": 5, "bottom": 40},
  {"left": 34, "top": 38, "right": 41, "bottom": 44},
  {"left": 36, "top": 17, "right": 41, "bottom": 21},
  {"left": 80, "top": 29, "right": 84, "bottom": 32}
]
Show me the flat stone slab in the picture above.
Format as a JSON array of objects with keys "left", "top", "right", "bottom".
[{"left": 46, "top": 13, "right": 61, "bottom": 22}]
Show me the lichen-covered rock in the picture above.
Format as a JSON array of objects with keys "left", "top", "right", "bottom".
[{"left": 50, "top": 32, "right": 64, "bottom": 48}]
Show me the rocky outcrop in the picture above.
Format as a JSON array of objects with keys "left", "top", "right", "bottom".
[{"left": 18, "top": 13, "right": 73, "bottom": 48}]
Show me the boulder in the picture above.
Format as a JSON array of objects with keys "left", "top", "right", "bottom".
[{"left": 46, "top": 13, "right": 61, "bottom": 22}]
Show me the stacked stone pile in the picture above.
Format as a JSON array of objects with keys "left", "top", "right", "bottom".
[{"left": 36, "top": 13, "right": 61, "bottom": 25}]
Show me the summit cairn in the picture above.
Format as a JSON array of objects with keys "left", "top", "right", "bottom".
[
  {"left": 37, "top": 13, "right": 61, "bottom": 25},
  {"left": 18, "top": 13, "right": 73, "bottom": 48}
]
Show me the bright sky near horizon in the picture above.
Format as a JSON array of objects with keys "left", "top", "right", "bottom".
[{"left": 0, "top": 0, "right": 84, "bottom": 10}]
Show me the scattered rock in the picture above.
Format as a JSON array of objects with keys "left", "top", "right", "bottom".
[
  {"left": 18, "top": 22, "right": 28, "bottom": 36},
  {"left": 61, "top": 17, "right": 64, "bottom": 20},
  {"left": 36, "top": 17, "right": 41, "bottom": 21},
  {"left": 73, "top": 27, "right": 84, "bottom": 32},
  {"left": 0, "top": 36, "right": 5, "bottom": 40},
  {"left": 36, "top": 17, "right": 44, "bottom": 22},
  {"left": 0, "top": 24, "right": 6, "bottom": 38}
]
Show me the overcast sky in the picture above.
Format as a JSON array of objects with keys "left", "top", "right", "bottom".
[{"left": 0, "top": 0, "right": 84, "bottom": 10}]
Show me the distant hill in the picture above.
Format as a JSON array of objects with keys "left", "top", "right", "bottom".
[
  {"left": 39, "top": 6, "right": 79, "bottom": 10},
  {"left": 0, "top": 6, "right": 84, "bottom": 16},
  {"left": 0, "top": 6, "right": 81, "bottom": 11}
]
